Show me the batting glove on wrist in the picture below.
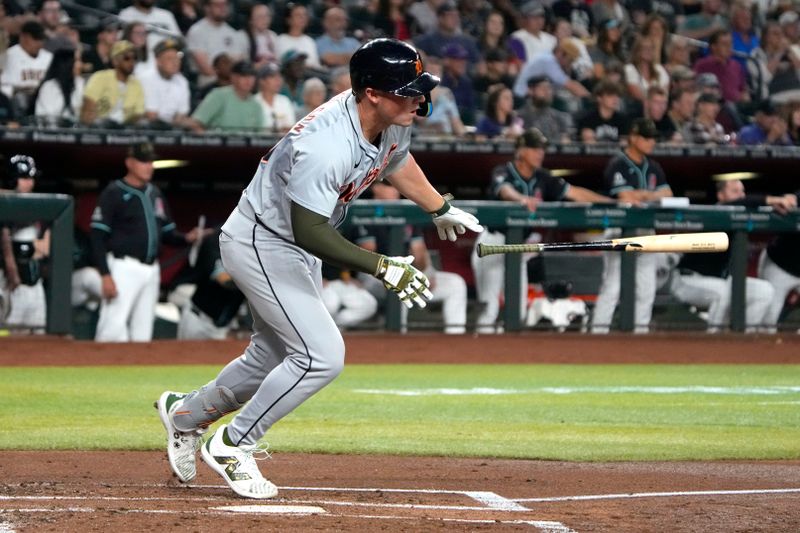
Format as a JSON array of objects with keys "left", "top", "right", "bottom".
[
  {"left": 431, "top": 194, "right": 483, "bottom": 242},
  {"left": 375, "top": 255, "right": 433, "bottom": 309}
]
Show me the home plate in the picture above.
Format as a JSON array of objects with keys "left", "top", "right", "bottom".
[{"left": 211, "top": 505, "right": 326, "bottom": 515}]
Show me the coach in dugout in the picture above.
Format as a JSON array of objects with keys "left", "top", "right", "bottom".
[{"left": 90, "top": 142, "right": 209, "bottom": 342}]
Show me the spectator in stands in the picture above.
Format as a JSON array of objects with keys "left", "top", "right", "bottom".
[
  {"left": 172, "top": 0, "right": 202, "bottom": 35},
  {"left": 458, "top": 0, "right": 491, "bottom": 40},
  {"left": 664, "top": 38, "right": 692, "bottom": 77},
  {"left": 693, "top": 30, "right": 748, "bottom": 103},
  {"left": 758, "top": 188, "right": 800, "bottom": 332},
  {"left": 0, "top": 154, "right": 49, "bottom": 333},
  {"left": 640, "top": 14, "right": 670, "bottom": 64},
  {"left": 371, "top": 0, "right": 413, "bottom": 41},
  {"left": 590, "top": 118, "right": 673, "bottom": 334},
  {"left": 245, "top": 3, "right": 279, "bottom": 70},
  {"left": 625, "top": 36, "right": 671, "bottom": 105},
  {"left": 276, "top": 3, "right": 321, "bottom": 69},
  {"left": 414, "top": 1, "right": 481, "bottom": 66},
  {"left": 440, "top": 42, "right": 477, "bottom": 125},
  {"left": 670, "top": 65, "right": 696, "bottom": 92},
  {"left": 786, "top": 101, "right": 800, "bottom": 145},
  {"left": 749, "top": 21, "right": 793, "bottom": 101},
  {"left": 316, "top": 6, "right": 360, "bottom": 69},
  {"left": 509, "top": 1, "right": 556, "bottom": 64},
  {"left": 679, "top": 0, "right": 728, "bottom": 42},
  {"left": 407, "top": 0, "right": 445, "bottom": 36},
  {"left": 328, "top": 65, "right": 351, "bottom": 95},
  {"left": 80, "top": 40, "right": 145, "bottom": 127},
  {"left": 256, "top": 62, "right": 295, "bottom": 134},
  {"left": 298, "top": 76, "right": 326, "bottom": 117},
  {"left": 90, "top": 142, "right": 207, "bottom": 342},
  {"left": 197, "top": 52, "right": 233, "bottom": 100},
  {"left": 413, "top": 56, "right": 465, "bottom": 136},
  {"left": 729, "top": 1, "right": 758, "bottom": 69},
  {"left": 177, "top": 228, "right": 245, "bottom": 340},
  {"left": 1, "top": 20, "right": 52, "bottom": 117},
  {"left": 188, "top": 59, "right": 262, "bottom": 132},
  {"left": 477, "top": 10, "right": 512, "bottom": 62},
  {"left": 589, "top": 18, "right": 626, "bottom": 80},
  {"left": 665, "top": 86, "right": 696, "bottom": 138},
  {"left": 682, "top": 92, "right": 730, "bottom": 144},
  {"left": 473, "top": 48, "right": 515, "bottom": 97},
  {"left": 0, "top": 92, "right": 16, "bottom": 125},
  {"left": 123, "top": 21, "right": 154, "bottom": 77},
  {"left": 518, "top": 75, "right": 573, "bottom": 142},
  {"left": 553, "top": 18, "right": 593, "bottom": 81},
  {"left": 591, "top": 0, "right": 630, "bottom": 33},
  {"left": 475, "top": 84, "right": 523, "bottom": 139},
  {"left": 82, "top": 18, "right": 119, "bottom": 77},
  {"left": 578, "top": 79, "right": 628, "bottom": 143},
  {"left": 472, "top": 128, "right": 610, "bottom": 334},
  {"left": 36, "top": 0, "right": 62, "bottom": 51},
  {"left": 360, "top": 181, "right": 469, "bottom": 334},
  {"left": 670, "top": 179, "right": 787, "bottom": 333},
  {"left": 552, "top": 0, "right": 594, "bottom": 40},
  {"left": 695, "top": 72, "right": 743, "bottom": 132},
  {"left": 513, "top": 39, "right": 590, "bottom": 101},
  {"left": 186, "top": 0, "right": 249, "bottom": 88},
  {"left": 34, "top": 44, "right": 84, "bottom": 127},
  {"left": 644, "top": 86, "right": 680, "bottom": 142},
  {"left": 118, "top": 0, "right": 182, "bottom": 60},
  {"left": 139, "top": 38, "right": 192, "bottom": 129},
  {"left": 737, "top": 99, "right": 792, "bottom": 145},
  {"left": 279, "top": 49, "right": 308, "bottom": 108},
  {"left": 779, "top": 10, "right": 800, "bottom": 50}
]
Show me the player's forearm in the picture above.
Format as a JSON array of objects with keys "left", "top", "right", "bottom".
[
  {"left": 291, "top": 202, "right": 383, "bottom": 275},
  {"left": 387, "top": 155, "right": 445, "bottom": 213}
]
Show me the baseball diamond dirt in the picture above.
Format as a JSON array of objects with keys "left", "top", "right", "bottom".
[{"left": 2, "top": 333, "right": 800, "bottom": 532}]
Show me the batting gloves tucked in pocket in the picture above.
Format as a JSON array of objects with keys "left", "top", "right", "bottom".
[
  {"left": 375, "top": 255, "right": 433, "bottom": 309},
  {"left": 430, "top": 194, "right": 483, "bottom": 242}
]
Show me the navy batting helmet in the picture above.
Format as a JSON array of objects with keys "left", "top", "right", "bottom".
[
  {"left": 2, "top": 154, "right": 39, "bottom": 190},
  {"left": 350, "top": 38, "right": 439, "bottom": 116}
]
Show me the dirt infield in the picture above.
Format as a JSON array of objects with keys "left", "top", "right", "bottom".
[{"left": 2, "top": 333, "right": 799, "bottom": 532}]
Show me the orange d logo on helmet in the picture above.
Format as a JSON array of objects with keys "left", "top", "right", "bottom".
[{"left": 414, "top": 58, "right": 422, "bottom": 76}]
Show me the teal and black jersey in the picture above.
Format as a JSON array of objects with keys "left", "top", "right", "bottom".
[
  {"left": 489, "top": 162, "right": 569, "bottom": 202},
  {"left": 602, "top": 151, "right": 668, "bottom": 198},
  {"left": 89, "top": 179, "right": 184, "bottom": 275}
]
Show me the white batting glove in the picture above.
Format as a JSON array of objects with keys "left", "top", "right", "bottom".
[
  {"left": 375, "top": 255, "right": 433, "bottom": 309},
  {"left": 431, "top": 195, "right": 483, "bottom": 242}
]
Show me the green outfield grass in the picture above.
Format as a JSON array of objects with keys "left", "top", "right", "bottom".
[{"left": 2, "top": 364, "right": 799, "bottom": 461}]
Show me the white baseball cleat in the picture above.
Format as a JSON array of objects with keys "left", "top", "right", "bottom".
[
  {"left": 201, "top": 424, "right": 278, "bottom": 499},
  {"left": 155, "top": 391, "right": 204, "bottom": 483}
]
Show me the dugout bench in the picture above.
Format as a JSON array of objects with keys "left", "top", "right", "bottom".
[{"left": 343, "top": 201, "right": 800, "bottom": 333}]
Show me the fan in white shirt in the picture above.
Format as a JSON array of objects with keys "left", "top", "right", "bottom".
[
  {"left": 186, "top": 0, "right": 249, "bottom": 87},
  {"left": 118, "top": 0, "right": 182, "bottom": 58},
  {"left": 275, "top": 3, "right": 321, "bottom": 68},
  {"left": 34, "top": 47, "right": 84, "bottom": 127},
  {"left": 138, "top": 38, "right": 191, "bottom": 128},
  {"left": 255, "top": 62, "right": 295, "bottom": 133},
  {"left": 1, "top": 21, "right": 53, "bottom": 107}
]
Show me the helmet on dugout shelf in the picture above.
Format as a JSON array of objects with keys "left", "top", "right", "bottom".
[{"left": 350, "top": 38, "right": 439, "bottom": 117}]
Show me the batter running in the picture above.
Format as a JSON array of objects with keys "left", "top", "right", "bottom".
[{"left": 155, "top": 38, "right": 482, "bottom": 499}]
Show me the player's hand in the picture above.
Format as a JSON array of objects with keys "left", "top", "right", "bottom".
[
  {"left": 101, "top": 274, "right": 118, "bottom": 300},
  {"left": 431, "top": 195, "right": 483, "bottom": 241},
  {"left": 375, "top": 255, "right": 433, "bottom": 309}
]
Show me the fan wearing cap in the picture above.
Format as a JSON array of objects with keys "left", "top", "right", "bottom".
[
  {"left": 413, "top": 2, "right": 481, "bottom": 66},
  {"left": 187, "top": 60, "right": 263, "bottom": 132},
  {"left": 472, "top": 128, "right": 610, "bottom": 333},
  {"left": 255, "top": 62, "right": 295, "bottom": 133},
  {"left": 80, "top": 40, "right": 145, "bottom": 126},
  {"left": 0, "top": 21, "right": 53, "bottom": 107},
  {"left": 89, "top": 142, "right": 208, "bottom": 342},
  {"left": 0, "top": 154, "right": 50, "bottom": 332},
  {"left": 153, "top": 39, "right": 482, "bottom": 500},
  {"left": 682, "top": 92, "right": 730, "bottom": 144},
  {"left": 186, "top": 0, "right": 249, "bottom": 88},
  {"left": 737, "top": 99, "right": 792, "bottom": 145},
  {"left": 590, "top": 118, "right": 673, "bottom": 334},
  {"left": 513, "top": 39, "right": 590, "bottom": 100},
  {"left": 519, "top": 75, "right": 573, "bottom": 142},
  {"left": 509, "top": 1, "right": 556, "bottom": 63},
  {"left": 138, "top": 38, "right": 191, "bottom": 128}
]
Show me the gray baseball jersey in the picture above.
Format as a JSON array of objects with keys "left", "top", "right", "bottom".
[{"left": 238, "top": 90, "right": 411, "bottom": 238}]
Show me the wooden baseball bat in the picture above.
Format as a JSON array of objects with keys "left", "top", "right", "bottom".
[{"left": 477, "top": 232, "right": 728, "bottom": 257}]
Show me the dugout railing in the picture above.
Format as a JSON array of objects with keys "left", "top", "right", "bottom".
[{"left": 343, "top": 200, "right": 800, "bottom": 333}]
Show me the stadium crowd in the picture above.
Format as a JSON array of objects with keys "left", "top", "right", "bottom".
[{"left": 0, "top": 0, "right": 798, "bottom": 143}]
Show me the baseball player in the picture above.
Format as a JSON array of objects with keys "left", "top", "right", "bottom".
[
  {"left": 177, "top": 228, "right": 246, "bottom": 340},
  {"left": 590, "top": 118, "right": 673, "bottom": 334},
  {"left": 471, "top": 128, "right": 610, "bottom": 334},
  {"left": 90, "top": 142, "right": 207, "bottom": 342},
  {"left": 155, "top": 38, "right": 482, "bottom": 499},
  {"left": 0, "top": 154, "right": 49, "bottom": 332},
  {"left": 758, "top": 188, "right": 800, "bottom": 332},
  {"left": 670, "top": 180, "right": 791, "bottom": 332}
]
